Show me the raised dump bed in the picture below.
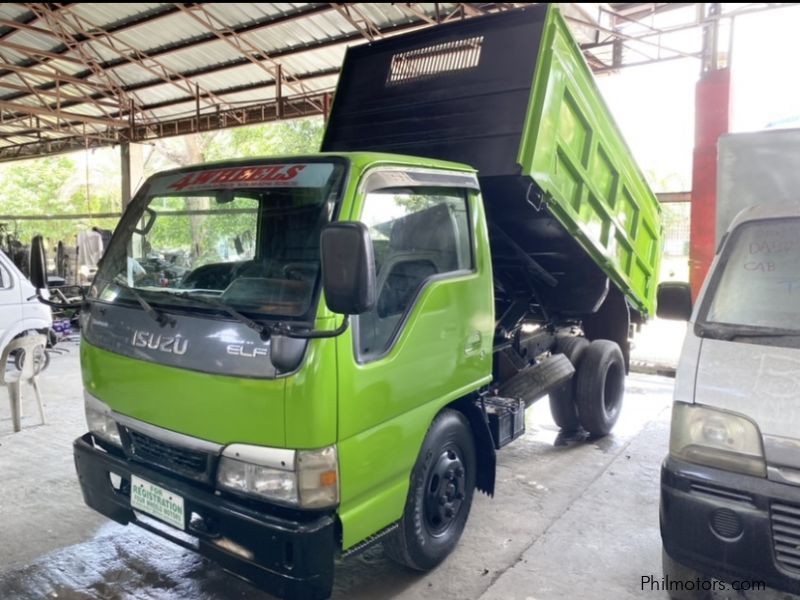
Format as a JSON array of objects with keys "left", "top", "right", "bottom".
[{"left": 322, "top": 4, "right": 661, "bottom": 325}]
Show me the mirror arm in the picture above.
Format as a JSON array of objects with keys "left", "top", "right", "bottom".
[
  {"left": 31, "top": 285, "right": 86, "bottom": 310},
  {"left": 275, "top": 316, "right": 350, "bottom": 339},
  {"left": 33, "top": 289, "right": 84, "bottom": 309}
]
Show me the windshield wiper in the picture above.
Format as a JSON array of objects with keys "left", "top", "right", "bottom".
[
  {"left": 173, "top": 291, "right": 271, "bottom": 340},
  {"left": 117, "top": 286, "right": 345, "bottom": 341},
  {"left": 697, "top": 322, "right": 800, "bottom": 341},
  {"left": 173, "top": 291, "right": 349, "bottom": 340},
  {"left": 114, "top": 282, "right": 176, "bottom": 327},
  {"left": 726, "top": 331, "right": 800, "bottom": 340}
]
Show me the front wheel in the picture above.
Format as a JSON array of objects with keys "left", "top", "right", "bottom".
[{"left": 383, "top": 409, "right": 476, "bottom": 571}]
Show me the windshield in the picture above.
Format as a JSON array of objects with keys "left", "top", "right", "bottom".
[
  {"left": 699, "top": 217, "right": 800, "bottom": 338},
  {"left": 94, "top": 160, "right": 346, "bottom": 320}
]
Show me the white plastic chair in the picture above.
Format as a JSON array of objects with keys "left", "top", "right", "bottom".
[{"left": 1, "top": 335, "right": 47, "bottom": 432}]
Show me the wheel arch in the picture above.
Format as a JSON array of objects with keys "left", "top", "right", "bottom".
[
  {"left": 581, "top": 285, "right": 631, "bottom": 372},
  {"left": 0, "top": 322, "right": 44, "bottom": 357}
]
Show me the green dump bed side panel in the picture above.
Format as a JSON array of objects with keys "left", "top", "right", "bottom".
[{"left": 519, "top": 7, "right": 661, "bottom": 315}]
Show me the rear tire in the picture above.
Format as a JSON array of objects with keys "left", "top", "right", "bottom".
[
  {"left": 548, "top": 336, "right": 590, "bottom": 430},
  {"left": 384, "top": 409, "right": 476, "bottom": 571},
  {"left": 575, "top": 340, "right": 625, "bottom": 436}
]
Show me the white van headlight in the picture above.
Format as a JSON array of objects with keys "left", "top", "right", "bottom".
[
  {"left": 670, "top": 402, "right": 766, "bottom": 477},
  {"left": 84, "top": 392, "right": 122, "bottom": 446},
  {"left": 217, "top": 444, "right": 338, "bottom": 509}
]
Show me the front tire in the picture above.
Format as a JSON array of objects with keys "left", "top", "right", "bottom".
[{"left": 384, "top": 409, "right": 476, "bottom": 571}]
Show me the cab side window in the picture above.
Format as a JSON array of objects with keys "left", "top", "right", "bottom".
[
  {"left": 357, "top": 187, "right": 471, "bottom": 359},
  {"left": 0, "top": 263, "right": 10, "bottom": 289}
]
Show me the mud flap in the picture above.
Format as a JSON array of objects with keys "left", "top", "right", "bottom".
[{"left": 452, "top": 398, "right": 496, "bottom": 497}]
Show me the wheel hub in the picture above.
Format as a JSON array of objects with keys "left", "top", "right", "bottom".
[{"left": 424, "top": 448, "right": 466, "bottom": 535}]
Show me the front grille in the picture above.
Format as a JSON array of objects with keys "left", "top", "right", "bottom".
[
  {"left": 771, "top": 502, "right": 800, "bottom": 574},
  {"left": 125, "top": 428, "right": 210, "bottom": 481}
]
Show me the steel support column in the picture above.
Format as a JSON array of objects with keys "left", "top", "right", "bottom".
[
  {"left": 689, "top": 4, "right": 731, "bottom": 299},
  {"left": 120, "top": 142, "right": 144, "bottom": 209}
]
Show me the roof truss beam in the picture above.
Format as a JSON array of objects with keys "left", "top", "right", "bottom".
[
  {"left": 175, "top": 3, "right": 326, "bottom": 113},
  {"left": 52, "top": 4, "right": 233, "bottom": 119}
]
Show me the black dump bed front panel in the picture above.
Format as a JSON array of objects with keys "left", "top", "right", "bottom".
[
  {"left": 321, "top": 5, "right": 547, "bottom": 177},
  {"left": 323, "top": 4, "right": 634, "bottom": 325}
]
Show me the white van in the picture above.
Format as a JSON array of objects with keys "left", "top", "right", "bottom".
[
  {"left": 0, "top": 251, "right": 52, "bottom": 360},
  {"left": 659, "top": 203, "right": 800, "bottom": 597}
]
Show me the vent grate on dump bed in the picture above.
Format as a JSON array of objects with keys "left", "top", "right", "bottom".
[{"left": 387, "top": 36, "right": 483, "bottom": 86}]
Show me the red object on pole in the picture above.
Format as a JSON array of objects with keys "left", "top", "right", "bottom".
[{"left": 689, "top": 67, "right": 731, "bottom": 300}]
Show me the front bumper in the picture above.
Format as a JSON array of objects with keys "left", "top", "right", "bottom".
[
  {"left": 661, "top": 455, "right": 800, "bottom": 594},
  {"left": 74, "top": 433, "right": 335, "bottom": 600}
]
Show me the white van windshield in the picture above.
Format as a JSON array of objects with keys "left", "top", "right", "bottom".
[{"left": 702, "top": 218, "right": 800, "bottom": 334}]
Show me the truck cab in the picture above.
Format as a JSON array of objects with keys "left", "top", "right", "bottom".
[
  {"left": 661, "top": 204, "right": 800, "bottom": 596},
  {"left": 74, "top": 153, "right": 494, "bottom": 599}
]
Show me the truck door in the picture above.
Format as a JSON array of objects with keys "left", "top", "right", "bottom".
[
  {"left": 336, "top": 168, "right": 494, "bottom": 547},
  {"left": 0, "top": 255, "right": 22, "bottom": 349}
]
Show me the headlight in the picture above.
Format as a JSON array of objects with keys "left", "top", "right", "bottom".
[
  {"left": 217, "top": 444, "right": 338, "bottom": 509},
  {"left": 670, "top": 402, "right": 766, "bottom": 477},
  {"left": 84, "top": 392, "right": 122, "bottom": 446}
]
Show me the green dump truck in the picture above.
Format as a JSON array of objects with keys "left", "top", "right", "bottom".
[{"left": 35, "top": 5, "right": 661, "bottom": 599}]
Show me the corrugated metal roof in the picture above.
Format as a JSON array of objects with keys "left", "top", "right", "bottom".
[
  {"left": 0, "top": 2, "right": 712, "bottom": 161},
  {"left": 0, "top": 5, "right": 33, "bottom": 24}
]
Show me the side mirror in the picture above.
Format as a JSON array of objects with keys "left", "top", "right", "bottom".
[
  {"left": 29, "top": 235, "right": 48, "bottom": 290},
  {"left": 656, "top": 282, "right": 693, "bottom": 321},
  {"left": 28, "top": 234, "right": 83, "bottom": 309},
  {"left": 320, "top": 222, "right": 376, "bottom": 315}
]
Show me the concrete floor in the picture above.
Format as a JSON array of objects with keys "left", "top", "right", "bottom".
[{"left": 0, "top": 344, "right": 796, "bottom": 600}]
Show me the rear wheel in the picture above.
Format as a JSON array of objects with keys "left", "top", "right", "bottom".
[
  {"left": 575, "top": 340, "right": 625, "bottom": 436},
  {"left": 384, "top": 409, "right": 476, "bottom": 571},
  {"left": 548, "top": 336, "right": 590, "bottom": 430}
]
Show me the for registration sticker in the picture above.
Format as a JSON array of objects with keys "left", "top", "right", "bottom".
[{"left": 130, "top": 475, "right": 185, "bottom": 530}]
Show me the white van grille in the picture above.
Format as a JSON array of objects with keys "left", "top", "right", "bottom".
[{"left": 771, "top": 502, "right": 800, "bottom": 574}]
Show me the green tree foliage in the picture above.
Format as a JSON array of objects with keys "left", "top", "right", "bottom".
[
  {"left": 0, "top": 117, "right": 326, "bottom": 251},
  {"left": 0, "top": 154, "right": 118, "bottom": 247},
  {"left": 206, "top": 117, "right": 325, "bottom": 160},
  {"left": 143, "top": 196, "right": 257, "bottom": 266}
]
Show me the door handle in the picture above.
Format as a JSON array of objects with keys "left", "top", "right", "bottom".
[{"left": 464, "top": 331, "right": 482, "bottom": 356}]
